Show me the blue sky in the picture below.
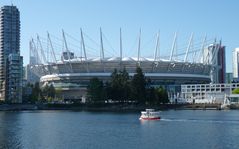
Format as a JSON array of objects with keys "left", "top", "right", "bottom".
[{"left": 0, "top": 0, "right": 238, "bottom": 72}]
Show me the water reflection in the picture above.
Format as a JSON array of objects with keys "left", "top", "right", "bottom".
[
  {"left": 0, "top": 112, "right": 22, "bottom": 148},
  {"left": 139, "top": 119, "right": 160, "bottom": 126}
]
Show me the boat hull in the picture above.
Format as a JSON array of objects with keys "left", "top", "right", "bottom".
[{"left": 139, "top": 117, "right": 161, "bottom": 120}]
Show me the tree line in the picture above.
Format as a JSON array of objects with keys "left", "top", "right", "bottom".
[
  {"left": 22, "top": 82, "right": 56, "bottom": 103},
  {"left": 87, "top": 67, "right": 169, "bottom": 105}
]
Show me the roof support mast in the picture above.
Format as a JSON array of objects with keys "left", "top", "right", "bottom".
[
  {"left": 47, "top": 32, "right": 59, "bottom": 74},
  {"left": 36, "top": 36, "right": 49, "bottom": 75},
  {"left": 80, "top": 28, "right": 87, "bottom": 61},
  {"left": 170, "top": 32, "right": 177, "bottom": 61},
  {"left": 37, "top": 35, "right": 47, "bottom": 64},
  {"left": 120, "top": 28, "right": 122, "bottom": 63},
  {"left": 204, "top": 38, "right": 215, "bottom": 65},
  {"left": 47, "top": 32, "right": 57, "bottom": 63},
  {"left": 29, "top": 40, "right": 32, "bottom": 65},
  {"left": 100, "top": 28, "right": 105, "bottom": 61},
  {"left": 30, "top": 39, "right": 42, "bottom": 75},
  {"left": 119, "top": 28, "right": 123, "bottom": 69},
  {"left": 184, "top": 33, "right": 193, "bottom": 62},
  {"left": 35, "top": 37, "right": 48, "bottom": 74},
  {"left": 62, "top": 29, "right": 73, "bottom": 73},
  {"left": 137, "top": 28, "right": 141, "bottom": 66},
  {"left": 38, "top": 34, "right": 50, "bottom": 74},
  {"left": 62, "top": 30, "right": 71, "bottom": 60},
  {"left": 80, "top": 28, "right": 89, "bottom": 72},
  {"left": 199, "top": 35, "right": 207, "bottom": 64},
  {"left": 31, "top": 39, "right": 41, "bottom": 64},
  {"left": 154, "top": 30, "right": 160, "bottom": 62},
  {"left": 100, "top": 28, "right": 105, "bottom": 72}
]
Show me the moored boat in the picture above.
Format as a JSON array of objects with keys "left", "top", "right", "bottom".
[{"left": 139, "top": 109, "right": 160, "bottom": 120}]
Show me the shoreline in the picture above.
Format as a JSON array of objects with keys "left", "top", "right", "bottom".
[{"left": 1, "top": 103, "right": 238, "bottom": 111}]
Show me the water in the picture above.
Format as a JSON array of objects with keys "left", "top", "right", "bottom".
[{"left": 0, "top": 110, "right": 239, "bottom": 149}]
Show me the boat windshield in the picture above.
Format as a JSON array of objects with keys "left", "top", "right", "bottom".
[
  {"left": 145, "top": 109, "right": 155, "bottom": 112},
  {"left": 141, "top": 111, "right": 160, "bottom": 116}
]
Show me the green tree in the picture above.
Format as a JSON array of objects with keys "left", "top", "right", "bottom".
[
  {"left": 161, "top": 87, "right": 169, "bottom": 104},
  {"left": 146, "top": 87, "right": 156, "bottom": 105},
  {"left": 110, "top": 69, "right": 120, "bottom": 101},
  {"left": 55, "top": 87, "right": 63, "bottom": 100},
  {"left": 48, "top": 84, "right": 56, "bottom": 99},
  {"left": 108, "top": 68, "right": 130, "bottom": 102},
  {"left": 105, "top": 81, "right": 113, "bottom": 101},
  {"left": 232, "top": 88, "right": 239, "bottom": 94},
  {"left": 87, "top": 77, "right": 106, "bottom": 103},
  {"left": 155, "top": 86, "right": 169, "bottom": 104},
  {"left": 121, "top": 68, "right": 130, "bottom": 102},
  {"left": 41, "top": 84, "right": 56, "bottom": 102},
  {"left": 41, "top": 84, "right": 49, "bottom": 100},
  {"left": 22, "top": 83, "right": 33, "bottom": 103},
  {"left": 29, "top": 82, "right": 42, "bottom": 103},
  {"left": 130, "top": 67, "right": 146, "bottom": 104}
]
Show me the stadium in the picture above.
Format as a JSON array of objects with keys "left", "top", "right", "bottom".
[{"left": 27, "top": 30, "right": 225, "bottom": 101}]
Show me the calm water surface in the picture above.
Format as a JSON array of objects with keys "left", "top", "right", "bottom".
[{"left": 0, "top": 110, "right": 239, "bottom": 149}]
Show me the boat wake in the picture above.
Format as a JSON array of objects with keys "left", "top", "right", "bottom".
[{"left": 160, "top": 118, "right": 239, "bottom": 124}]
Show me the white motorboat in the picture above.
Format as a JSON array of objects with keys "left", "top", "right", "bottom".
[{"left": 139, "top": 109, "right": 161, "bottom": 120}]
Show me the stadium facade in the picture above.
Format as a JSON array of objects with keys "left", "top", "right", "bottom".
[{"left": 27, "top": 30, "right": 226, "bottom": 101}]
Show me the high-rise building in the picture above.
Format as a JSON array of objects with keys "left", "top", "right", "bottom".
[
  {"left": 203, "top": 43, "right": 226, "bottom": 83},
  {"left": 233, "top": 48, "right": 239, "bottom": 79},
  {"left": 217, "top": 45, "right": 226, "bottom": 83},
  {"left": 0, "top": 5, "right": 22, "bottom": 103},
  {"left": 226, "top": 72, "right": 233, "bottom": 83}
]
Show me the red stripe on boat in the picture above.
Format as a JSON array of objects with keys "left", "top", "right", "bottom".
[{"left": 140, "top": 117, "right": 160, "bottom": 120}]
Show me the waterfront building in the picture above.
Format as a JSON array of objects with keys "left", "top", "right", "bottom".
[
  {"left": 7, "top": 53, "right": 23, "bottom": 102},
  {"left": 181, "top": 83, "right": 239, "bottom": 104},
  {"left": 233, "top": 48, "right": 239, "bottom": 79},
  {"left": 0, "top": 5, "right": 22, "bottom": 103}
]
